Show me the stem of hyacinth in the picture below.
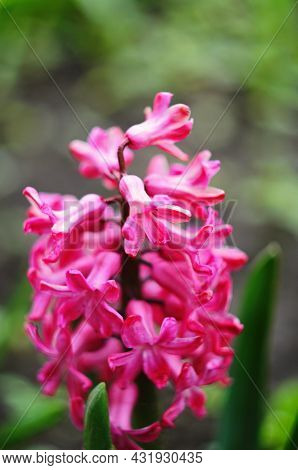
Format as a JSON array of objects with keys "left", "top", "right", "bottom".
[
  {"left": 117, "top": 139, "right": 129, "bottom": 176},
  {"left": 117, "top": 143, "right": 160, "bottom": 448}
]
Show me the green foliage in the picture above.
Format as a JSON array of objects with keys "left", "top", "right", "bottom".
[
  {"left": 284, "top": 414, "right": 298, "bottom": 450},
  {"left": 0, "top": 374, "right": 66, "bottom": 449},
  {"left": 0, "top": 277, "right": 31, "bottom": 362},
  {"left": 0, "top": 0, "right": 296, "bottom": 110},
  {"left": 217, "top": 243, "right": 281, "bottom": 449},
  {"left": 243, "top": 158, "right": 298, "bottom": 236},
  {"left": 84, "top": 383, "right": 113, "bottom": 450},
  {"left": 260, "top": 380, "right": 298, "bottom": 449}
]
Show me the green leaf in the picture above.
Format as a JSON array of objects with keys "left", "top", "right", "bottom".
[
  {"left": 260, "top": 379, "right": 298, "bottom": 449},
  {"left": 0, "top": 374, "right": 66, "bottom": 449},
  {"left": 84, "top": 383, "right": 113, "bottom": 450},
  {"left": 216, "top": 243, "right": 281, "bottom": 449},
  {"left": 285, "top": 414, "right": 298, "bottom": 450}
]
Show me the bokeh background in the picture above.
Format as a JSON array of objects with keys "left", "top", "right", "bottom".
[{"left": 0, "top": 0, "right": 297, "bottom": 449}]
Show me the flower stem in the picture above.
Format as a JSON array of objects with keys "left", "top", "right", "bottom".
[
  {"left": 117, "top": 146, "right": 159, "bottom": 446},
  {"left": 117, "top": 139, "right": 129, "bottom": 176}
]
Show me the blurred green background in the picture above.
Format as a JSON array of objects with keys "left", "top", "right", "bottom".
[{"left": 0, "top": 0, "right": 297, "bottom": 449}]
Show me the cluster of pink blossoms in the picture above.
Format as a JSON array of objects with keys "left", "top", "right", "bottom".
[{"left": 23, "top": 92, "right": 247, "bottom": 449}]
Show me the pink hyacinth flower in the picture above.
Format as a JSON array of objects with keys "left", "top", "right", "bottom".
[
  {"left": 109, "top": 381, "right": 161, "bottom": 449},
  {"left": 40, "top": 252, "right": 123, "bottom": 337},
  {"left": 69, "top": 126, "right": 134, "bottom": 188},
  {"left": 23, "top": 187, "right": 106, "bottom": 262},
  {"left": 125, "top": 92, "right": 193, "bottom": 161},
  {"left": 119, "top": 174, "right": 191, "bottom": 256},
  {"left": 162, "top": 363, "right": 206, "bottom": 427},
  {"left": 109, "top": 300, "right": 201, "bottom": 388},
  {"left": 145, "top": 152, "right": 225, "bottom": 205},
  {"left": 22, "top": 91, "right": 248, "bottom": 445}
]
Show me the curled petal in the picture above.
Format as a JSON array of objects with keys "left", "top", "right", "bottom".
[
  {"left": 58, "top": 298, "right": 83, "bottom": 327},
  {"left": 66, "top": 270, "right": 90, "bottom": 292},
  {"left": 143, "top": 213, "right": 170, "bottom": 246},
  {"left": 158, "top": 317, "right": 178, "bottom": 344},
  {"left": 157, "top": 140, "right": 189, "bottom": 161},
  {"left": 151, "top": 204, "right": 191, "bottom": 223},
  {"left": 97, "top": 280, "right": 120, "bottom": 303},
  {"left": 37, "top": 360, "right": 61, "bottom": 395},
  {"left": 122, "top": 315, "right": 152, "bottom": 348},
  {"left": 143, "top": 348, "right": 171, "bottom": 388},
  {"left": 162, "top": 395, "right": 186, "bottom": 428},
  {"left": 25, "top": 323, "right": 56, "bottom": 357},
  {"left": 109, "top": 350, "right": 136, "bottom": 370},
  {"left": 28, "top": 293, "right": 51, "bottom": 321},
  {"left": 176, "top": 363, "right": 199, "bottom": 391},
  {"left": 90, "top": 303, "right": 123, "bottom": 337},
  {"left": 152, "top": 92, "right": 173, "bottom": 114},
  {"left": 160, "top": 335, "right": 202, "bottom": 355},
  {"left": 40, "top": 279, "right": 71, "bottom": 296},
  {"left": 213, "top": 247, "right": 248, "bottom": 270},
  {"left": 127, "top": 422, "right": 162, "bottom": 443},
  {"left": 108, "top": 350, "right": 142, "bottom": 385}
]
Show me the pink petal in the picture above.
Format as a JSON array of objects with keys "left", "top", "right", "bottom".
[
  {"left": 124, "top": 235, "right": 144, "bottom": 258},
  {"left": 108, "top": 350, "right": 142, "bottom": 385},
  {"left": 25, "top": 323, "right": 56, "bottom": 357},
  {"left": 28, "top": 293, "right": 51, "bottom": 321},
  {"left": 37, "top": 360, "right": 61, "bottom": 395},
  {"left": 160, "top": 335, "right": 202, "bottom": 355},
  {"left": 58, "top": 298, "right": 83, "bottom": 327},
  {"left": 152, "top": 92, "right": 173, "bottom": 114},
  {"left": 126, "top": 300, "right": 156, "bottom": 337},
  {"left": 69, "top": 140, "right": 105, "bottom": 176},
  {"left": 89, "top": 302, "right": 123, "bottom": 336},
  {"left": 127, "top": 422, "right": 162, "bottom": 443},
  {"left": 67, "top": 366, "right": 93, "bottom": 396},
  {"left": 192, "top": 225, "right": 214, "bottom": 247},
  {"left": 40, "top": 279, "right": 71, "bottom": 296},
  {"left": 143, "top": 348, "right": 171, "bottom": 388},
  {"left": 162, "top": 395, "right": 186, "bottom": 427},
  {"left": 158, "top": 317, "right": 178, "bottom": 344},
  {"left": 69, "top": 396, "right": 85, "bottom": 430},
  {"left": 119, "top": 175, "right": 150, "bottom": 205},
  {"left": 109, "top": 382, "right": 138, "bottom": 429},
  {"left": 97, "top": 280, "right": 120, "bottom": 303},
  {"left": 146, "top": 154, "right": 169, "bottom": 176},
  {"left": 122, "top": 315, "right": 152, "bottom": 348},
  {"left": 108, "top": 350, "right": 138, "bottom": 370},
  {"left": 157, "top": 141, "right": 189, "bottom": 161},
  {"left": 55, "top": 327, "right": 72, "bottom": 355},
  {"left": 152, "top": 204, "right": 191, "bottom": 223},
  {"left": 187, "top": 388, "right": 206, "bottom": 418},
  {"left": 143, "top": 213, "right": 170, "bottom": 245},
  {"left": 214, "top": 247, "right": 248, "bottom": 270},
  {"left": 23, "top": 187, "right": 48, "bottom": 214},
  {"left": 66, "top": 269, "right": 90, "bottom": 292},
  {"left": 163, "top": 103, "right": 191, "bottom": 128},
  {"left": 176, "top": 363, "right": 198, "bottom": 391}
]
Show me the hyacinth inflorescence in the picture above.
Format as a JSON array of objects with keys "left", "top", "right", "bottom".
[{"left": 23, "top": 92, "right": 247, "bottom": 449}]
